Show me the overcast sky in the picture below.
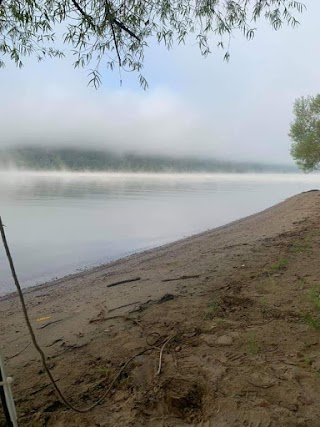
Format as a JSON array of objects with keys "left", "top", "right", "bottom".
[{"left": 0, "top": 0, "right": 317, "bottom": 164}]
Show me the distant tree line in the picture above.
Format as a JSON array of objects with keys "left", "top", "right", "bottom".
[{"left": 0, "top": 146, "right": 296, "bottom": 173}]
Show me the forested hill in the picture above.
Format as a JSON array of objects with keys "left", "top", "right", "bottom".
[{"left": 0, "top": 146, "right": 297, "bottom": 173}]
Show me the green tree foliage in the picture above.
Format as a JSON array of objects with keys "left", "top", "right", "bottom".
[
  {"left": 290, "top": 95, "right": 320, "bottom": 172},
  {"left": 0, "top": 0, "right": 305, "bottom": 87}
]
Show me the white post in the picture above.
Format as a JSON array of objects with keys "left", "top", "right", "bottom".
[{"left": 0, "top": 350, "right": 18, "bottom": 427}]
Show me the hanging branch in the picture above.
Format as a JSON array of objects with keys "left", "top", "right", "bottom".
[
  {"left": 71, "top": 0, "right": 141, "bottom": 41},
  {"left": 109, "top": 9, "right": 122, "bottom": 66}
]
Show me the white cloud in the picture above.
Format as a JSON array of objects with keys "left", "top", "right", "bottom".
[{"left": 0, "top": 79, "right": 220, "bottom": 157}]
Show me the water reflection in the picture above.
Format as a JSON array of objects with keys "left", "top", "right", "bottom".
[{"left": 0, "top": 171, "right": 319, "bottom": 295}]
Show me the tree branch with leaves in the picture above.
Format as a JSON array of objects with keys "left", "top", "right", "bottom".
[
  {"left": 0, "top": 0, "right": 305, "bottom": 88},
  {"left": 290, "top": 95, "right": 320, "bottom": 172}
]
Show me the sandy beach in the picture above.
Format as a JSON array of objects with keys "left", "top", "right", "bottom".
[{"left": 1, "top": 190, "right": 320, "bottom": 426}]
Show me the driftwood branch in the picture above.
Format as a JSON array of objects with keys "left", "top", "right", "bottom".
[
  {"left": 6, "top": 342, "right": 31, "bottom": 360},
  {"left": 107, "top": 277, "right": 141, "bottom": 288},
  {"left": 156, "top": 336, "right": 175, "bottom": 375},
  {"left": 108, "top": 301, "right": 140, "bottom": 313},
  {"left": 162, "top": 275, "right": 200, "bottom": 282},
  {"left": 129, "top": 293, "right": 175, "bottom": 313},
  {"left": 89, "top": 314, "right": 141, "bottom": 327},
  {"left": 38, "top": 319, "right": 64, "bottom": 330}
]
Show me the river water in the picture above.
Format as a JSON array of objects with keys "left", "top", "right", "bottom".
[{"left": 0, "top": 171, "right": 319, "bottom": 295}]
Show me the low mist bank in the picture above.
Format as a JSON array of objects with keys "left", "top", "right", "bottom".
[{"left": 0, "top": 146, "right": 297, "bottom": 174}]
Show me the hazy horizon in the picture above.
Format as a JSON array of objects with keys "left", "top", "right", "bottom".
[
  {"left": 0, "top": 143, "right": 297, "bottom": 167},
  {"left": 0, "top": 145, "right": 299, "bottom": 173}
]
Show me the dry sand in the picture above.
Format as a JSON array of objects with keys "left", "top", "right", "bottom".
[{"left": 1, "top": 191, "right": 320, "bottom": 426}]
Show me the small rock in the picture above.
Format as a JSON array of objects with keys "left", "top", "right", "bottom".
[
  {"left": 256, "top": 398, "right": 271, "bottom": 408},
  {"left": 202, "top": 335, "right": 216, "bottom": 347},
  {"left": 248, "top": 372, "right": 276, "bottom": 388},
  {"left": 32, "top": 414, "right": 46, "bottom": 427},
  {"left": 33, "top": 412, "right": 42, "bottom": 421},
  {"left": 216, "top": 335, "right": 233, "bottom": 346},
  {"left": 229, "top": 331, "right": 240, "bottom": 338},
  {"left": 218, "top": 354, "right": 228, "bottom": 364},
  {"left": 175, "top": 345, "right": 182, "bottom": 352}
]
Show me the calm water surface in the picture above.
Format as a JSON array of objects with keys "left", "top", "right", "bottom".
[{"left": 1, "top": 171, "right": 320, "bottom": 294}]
